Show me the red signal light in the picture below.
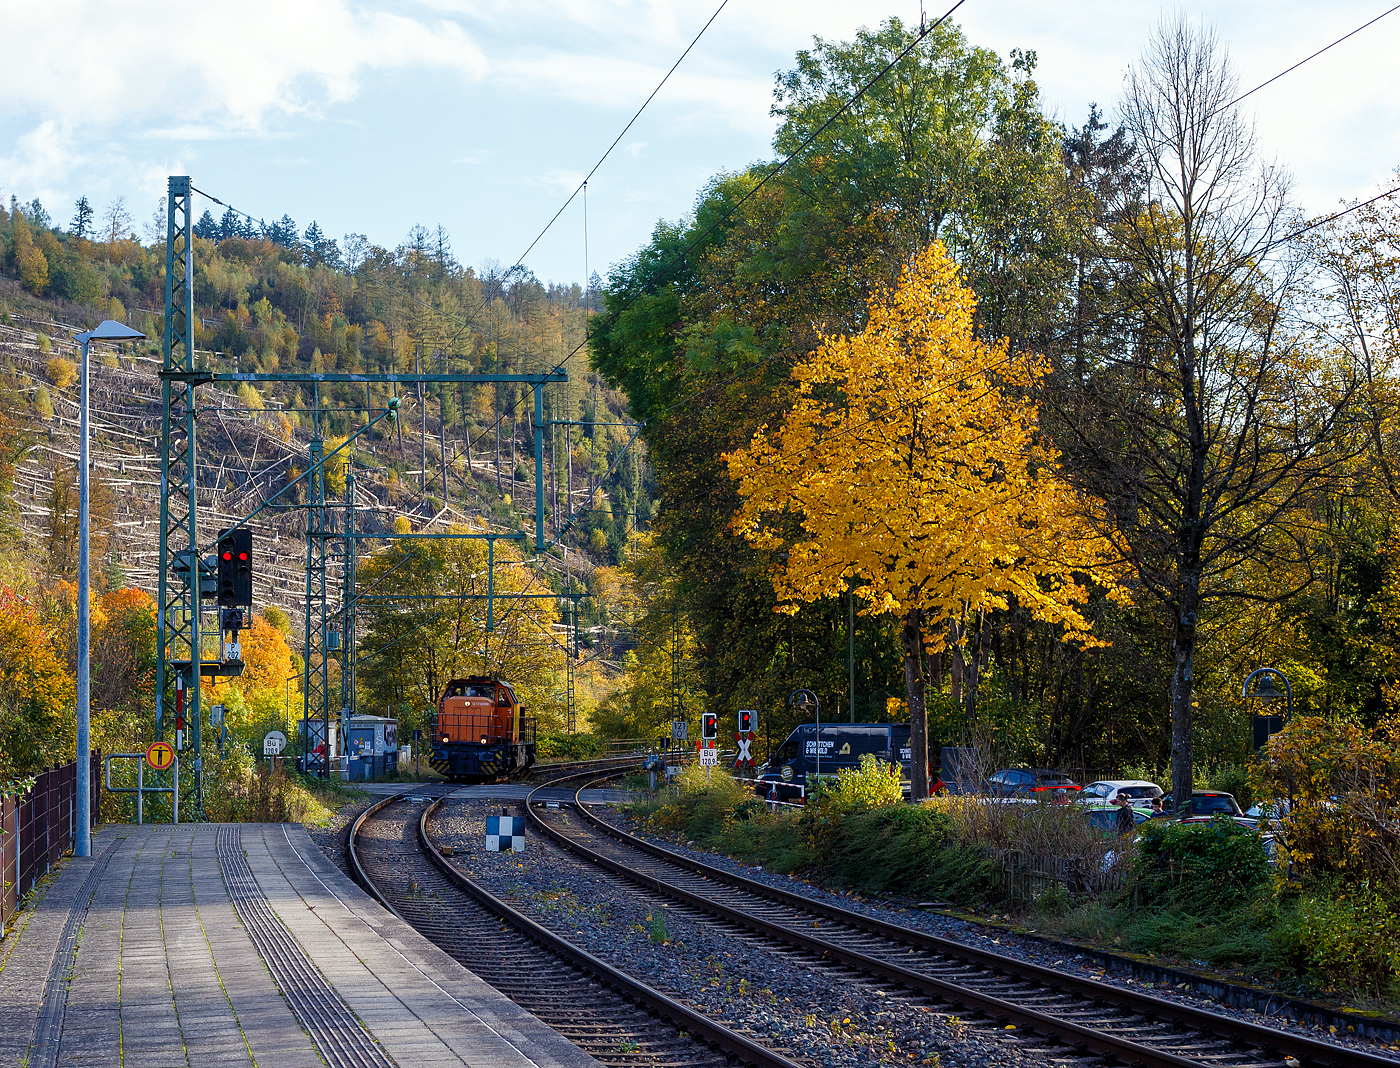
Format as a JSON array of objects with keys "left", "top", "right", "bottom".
[
  {"left": 238, "top": 551, "right": 248, "bottom": 561},
  {"left": 222, "top": 551, "right": 232, "bottom": 561}
]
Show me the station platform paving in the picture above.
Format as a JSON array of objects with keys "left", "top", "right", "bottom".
[{"left": 0, "top": 821, "right": 603, "bottom": 1068}]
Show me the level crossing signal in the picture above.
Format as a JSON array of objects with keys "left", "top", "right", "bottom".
[
  {"left": 737, "top": 709, "right": 755, "bottom": 733},
  {"left": 217, "top": 528, "right": 253, "bottom": 608},
  {"left": 701, "top": 711, "right": 718, "bottom": 744}
]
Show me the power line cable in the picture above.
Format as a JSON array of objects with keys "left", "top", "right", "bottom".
[
  {"left": 465, "top": 0, "right": 972, "bottom": 455},
  {"left": 515, "top": 0, "right": 730, "bottom": 269},
  {"left": 1225, "top": 3, "right": 1400, "bottom": 110}
]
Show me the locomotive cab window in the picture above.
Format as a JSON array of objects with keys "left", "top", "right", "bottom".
[{"left": 497, "top": 686, "right": 515, "bottom": 707}]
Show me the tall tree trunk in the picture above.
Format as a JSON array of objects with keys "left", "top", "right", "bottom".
[
  {"left": 1170, "top": 568, "right": 1200, "bottom": 811},
  {"left": 902, "top": 605, "right": 929, "bottom": 800},
  {"left": 1171, "top": 312, "right": 1206, "bottom": 811}
]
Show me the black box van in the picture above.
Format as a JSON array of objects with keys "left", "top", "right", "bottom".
[{"left": 754, "top": 723, "right": 911, "bottom": 802}]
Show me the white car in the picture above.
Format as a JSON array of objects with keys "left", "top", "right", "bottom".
[{"left": 1080, "top": 779, "right": 1163, "bottom": 805}]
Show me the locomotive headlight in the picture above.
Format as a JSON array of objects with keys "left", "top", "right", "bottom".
[
  {"left": 480, "top": 735, "right": 488, "bottom": 745},
  {"left": 441, "top": 734, "right": 449, "bottom": 744}
]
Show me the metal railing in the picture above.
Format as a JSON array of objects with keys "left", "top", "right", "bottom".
[
  {"left": 1, "top": 756, "right": 100, "bottom": 939},
  {"left": 104, "top": 753, "right": 179, "bottom": 826}
]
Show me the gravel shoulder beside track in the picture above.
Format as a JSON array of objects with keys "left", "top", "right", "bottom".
[
  {"left": 602, "top": 805, "right": 1400, "bottom": 1063},
  {"left": 308, "top": 793, "right": 381, "bottom": 878},
  {"left": 433, "top": 799, "right": 1043, "bottom": 1068}
]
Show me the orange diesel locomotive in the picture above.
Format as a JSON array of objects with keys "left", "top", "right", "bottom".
[{"left": 429, "top": 676, "right": 536, "bottom": 782}]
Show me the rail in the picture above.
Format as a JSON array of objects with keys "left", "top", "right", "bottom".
[
  {"left": 523, "top": 772, "right": 1399, "bottom": 1068},
  {"left": 103, "top": 753, "right": 180, "bottom": 825},
  {"left": 347, "top": 767, "right": 804, "bottom": 1068}
]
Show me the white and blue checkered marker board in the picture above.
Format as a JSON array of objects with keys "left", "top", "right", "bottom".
[{"left": 486, "top": 815, "right": 525, "bottom": 852}]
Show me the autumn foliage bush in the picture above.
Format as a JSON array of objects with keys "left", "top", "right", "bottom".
[
  {"left": 0, "top": 588, "right": 74, "bottom": 788},
  {"left": 1254, "top": 715, "right": 1400, "bottom": 894},
  {"left": 814, "top": 753, "right": 905, "bottom": 811}
]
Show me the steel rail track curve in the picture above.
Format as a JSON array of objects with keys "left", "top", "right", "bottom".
[
  {"left": 347, "top": 772, "right": 807, "bottom": 1068},
  {"left": 522, "top": 774, "right": 1399, "bottom": 1068}
]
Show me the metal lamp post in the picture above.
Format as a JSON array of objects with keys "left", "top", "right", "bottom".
[
  {"left": 71, "top": 320, "right": 146, "bottom": 857},
  {"left": 788, "top": 688, "right": 820, "bottom": 794},
  {"left": 1241, "top": 667, "right": 1291, "bottom": 751}
]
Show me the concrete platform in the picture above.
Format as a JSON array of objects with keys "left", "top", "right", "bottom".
[{"left": 0, "top": 822, "right": 603, "bottom": 1068}]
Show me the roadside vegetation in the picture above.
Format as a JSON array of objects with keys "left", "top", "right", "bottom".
[{"left": 634, "top": 752, "right": 1400, "bottom": 1005}]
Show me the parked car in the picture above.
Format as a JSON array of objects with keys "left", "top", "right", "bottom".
[
  {"left": 984, "top": 768, "right": 1081, "bottom": 798},
  {"left": 1081, "top": 802, "right": 1151, "bottom": 836},
  {"left": 1178, "top": 790, "right": 1243, "bottom": 817},
  {"left": 1080, "top": 779, "right": 1163, "bottom": 805}
]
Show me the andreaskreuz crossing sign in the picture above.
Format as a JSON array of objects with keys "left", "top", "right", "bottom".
[{"left": 732, "top": 731, "right": 754, "bottom": 768}]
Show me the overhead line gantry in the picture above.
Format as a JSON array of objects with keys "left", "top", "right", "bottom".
[{"left": 156, "top": 175, "right": 573, "bottom": 815}]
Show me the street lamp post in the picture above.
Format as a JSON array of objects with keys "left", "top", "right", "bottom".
[
  {"left": 1241, "top": 667, "right": 1292, "bottom": 751},
  {"left": 788, "top": 688, "right": 820, "bottom": 796},
  {"left": 71, "top": 320, "right": 146, "bottom": 857}
]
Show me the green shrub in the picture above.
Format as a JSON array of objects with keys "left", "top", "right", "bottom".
[
  {"left": 666, "top": 764, "right": 750, "bottom": 840},
  {"left": 1134, "top": 816, "right": 1270, "bottom": 905},
  {"left": 1271, "top": 887, "right": 1400, "bottom": 995},
  {"left": 536, "top": 732, "right": 605, "bottom": 760},
  {"left": 1208, "top": 764, "right": 1253, "bottom": 812},
  {"left": 633, "top": 769, "right": 816, "bottom": 873},
  {"left": 820, "top": 804, "right": 1000, "bottom": 904},
  {"left": 817, "top": 753, "right": 904, "bottom": 812}
]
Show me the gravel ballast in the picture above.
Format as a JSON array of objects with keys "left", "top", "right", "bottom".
[
  {"left": 432, "top": 799, "right": 1047, "bottom": 1068},
  {"left": 600, "top": 802, "right": 1400, "bottom": 1063}
]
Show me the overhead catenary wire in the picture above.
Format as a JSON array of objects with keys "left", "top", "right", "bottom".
[
  {"left": 514, "top": 0, "right": 731, "bottom": 270},
  {"left": 464, "top": 0, "right": 975, "bottom": 457},
  {"left": 1224, "top": 2, "right": 1400, "bottom": 111}
]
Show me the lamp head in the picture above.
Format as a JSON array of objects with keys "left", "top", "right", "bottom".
[
  {"left": 1253, "top": 673, "right": 1284, "bottom": 705},
  {"left": 73, "top": 320, "right": 146, "bottom": 344}
]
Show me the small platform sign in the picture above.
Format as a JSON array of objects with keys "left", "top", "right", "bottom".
[
  {"left": 486, "top": 815, "right": 525, "bottom": 852},
  {"left": 698, "top": 746, "right": 718, "bottom": 768},
  {"left": 146, "top": 741, "right": 175, "bottom": 772},
  {"left": 262, "top": 730, "right": 287, "bottom": 756}
]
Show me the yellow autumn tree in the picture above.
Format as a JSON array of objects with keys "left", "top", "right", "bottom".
[{"left": 726, "top": 243, "right": 1118, "bottom": 797}]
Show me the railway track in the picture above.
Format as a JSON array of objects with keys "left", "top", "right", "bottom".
[
  {"left": 531, "top": 754, "right": 654, "bottom": 780},
  {"left": 347, "top": 771, "right": 804, "bottom": 1068},
  {"left": 515, "top": 774, "right": 1399, "bottom": 1068}
]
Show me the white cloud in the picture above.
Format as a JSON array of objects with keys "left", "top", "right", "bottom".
[{"left": 0, "top": 0, "right": 486, "bottom": 133}]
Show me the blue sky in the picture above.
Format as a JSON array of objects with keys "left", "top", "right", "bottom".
[{"left": 1, "top": 0, "right": 1397, "bottom": 286}]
